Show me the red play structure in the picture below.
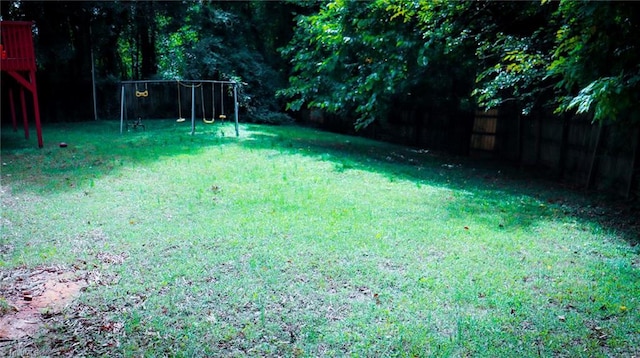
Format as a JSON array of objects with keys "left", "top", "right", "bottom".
[{"left": 1, "top": 21, "right": 43, "bottom": 148}]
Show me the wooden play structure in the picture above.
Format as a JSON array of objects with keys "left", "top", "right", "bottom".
[{"left": 1, "top": 21, "right": 43, "bottom": 147}]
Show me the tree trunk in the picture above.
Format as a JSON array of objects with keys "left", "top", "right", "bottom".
[{"left": 139, "top": 21, "right": 157, "bottom": 79}]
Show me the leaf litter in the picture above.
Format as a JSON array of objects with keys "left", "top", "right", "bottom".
[
  {"left": 0, "top": 266, "right": 88, "bottom": 341},
  {"left": 0, "top": 261, "right": 122, "bottom": 356}
]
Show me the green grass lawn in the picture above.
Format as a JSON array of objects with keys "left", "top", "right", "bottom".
[{"left": 1, "top": 119, "right": 639, "bottom": 357}]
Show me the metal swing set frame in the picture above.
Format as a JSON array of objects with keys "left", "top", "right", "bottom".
[{"left": 119, "top": 79, "right": 239, "bottom": 136}]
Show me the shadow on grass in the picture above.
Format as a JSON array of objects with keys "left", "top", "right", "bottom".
[
  {"left": 1, "top": 120, "right": 637, "bottom": 244},
  {"left": 0, "top": 120, "right": 239, "bottom": 193},
  {"left": 240, "top": 124, "right": 640, "bottom": 245}
]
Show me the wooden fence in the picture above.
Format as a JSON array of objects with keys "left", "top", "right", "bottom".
[
  {"left": 301, "top": 107, "right": 640, "bottom": 198},
  {"left": 492, "top": 109, "right": 640, "bottom": 198}
]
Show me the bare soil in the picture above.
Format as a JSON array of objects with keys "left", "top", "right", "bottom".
[{"left": 0, "top": 266, "right": 87, "bottom": 340}]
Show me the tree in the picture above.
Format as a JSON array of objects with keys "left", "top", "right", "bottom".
[
  {"left": 279, "top": 0, "right": 477, "bottom": 130},
  {"left": 466, "top": 1, "right": 557, "bottom": 115},
  {"left": 549, "top": 1, "right": 640, "bottom": 123},
  {"left": 282, "top": 0, "right": 640, "bottom": 129},
  {"left": 2, "top": 1, "right": 301, "bottom": 122},
  {"left": 152, "top": 1, "right": 305, "bottom": 122}
]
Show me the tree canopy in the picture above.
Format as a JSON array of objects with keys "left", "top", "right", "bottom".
[
  {"left": 1, "top": 1, "right": 308, "bottom": 122},
  {"left": 1, "top": 1, "right": 638, "bottom": 126},
  {"left": 279, "top": 0, "right": 640, "bottom": 127}
]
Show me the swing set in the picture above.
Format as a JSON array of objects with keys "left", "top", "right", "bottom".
[{"left": 119, "top": 79, "right": 239, "bottom": 136}]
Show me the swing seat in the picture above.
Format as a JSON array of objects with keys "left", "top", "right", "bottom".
[
  {"left": 176, "top": 118, "right": 186, "bottom": 123},
  {"left": 219, "top": 114, "right": 227, "bottom": 120},
  {"left": 203, "top": 118, "right": 215, "bottom": 124}
]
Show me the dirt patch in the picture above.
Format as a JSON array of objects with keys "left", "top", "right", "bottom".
[{"left": 0, "top": 266, "right": 87, "bottom": 340}]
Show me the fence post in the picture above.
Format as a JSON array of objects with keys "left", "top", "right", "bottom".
[
  {"left": 626, "top": 126, "right": 640, "bottom": 199},
  {"left": 558, "top": 113, "right": 571, "bottom": 179},
  {"left": 586, "top": 121, "right": 604, "bottom": 190}
]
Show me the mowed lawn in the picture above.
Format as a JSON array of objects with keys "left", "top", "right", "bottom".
[{"left": 1, "top": 120, "right": 639, "bottom": 357}]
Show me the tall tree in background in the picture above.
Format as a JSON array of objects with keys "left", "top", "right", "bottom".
[
  {"left": 281, "top": 0, "right": 640, "bottom": 128},
  {"left": 473, "top": 1, "right": 640, "bottom": 123},
  {"left": 279, "top": 0, "right": 477, "bottom": 130},
  {"left": 153, "top": 1, "right": 305, "bottom": 121},
  {"left": 2, "top": 1, "right": 303, "bottom": 122},
  {"left": 114, "top": 1, "right": 162, "bottom": 80},
  {"left": 2, "top": 1, "right": 103, "bottom": 120},
  {"left": 3, "top": 0, "right": 638, "bottom": 125},
  {"left": 549, "top": 1, "right": 640, "bottom": 123}
]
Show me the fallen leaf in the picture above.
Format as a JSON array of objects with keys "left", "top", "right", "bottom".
[{"left": 558, "top": 315, "right": 566, "bottom": 322}]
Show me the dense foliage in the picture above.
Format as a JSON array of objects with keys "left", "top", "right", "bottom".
[
  {"left": 2, "top": 1, "right": 638, "bottom": 126},
  {"left": 278, "top": 1, "right": 476, "bottom": 129},
  {"left": 1, "top": 1, "right": 307, "bottom": 122},
  {"left": 280, "top": 0, "right": 640, "bottom": 128}
]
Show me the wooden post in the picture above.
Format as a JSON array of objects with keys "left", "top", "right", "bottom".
[
  {"left": 586, "top": 121, "right": 604, "bottom": 190},
  {"left": 626, "top": 126, "right": 640, "bottom": 199},
  {"left": 558, "top": 113, "right": 571, "bottom": 179},
  {"left": 29, "top": 70, "right": 43, "bottom": 148},
  {"left": 20, "top": 86, "right": 29, "bottom": 140},
  {"left": 517, "top": 113, "right": 523, "bottom": 169},
  {"left": 9, "top": 88, "right": 17, "bottom": 132}
]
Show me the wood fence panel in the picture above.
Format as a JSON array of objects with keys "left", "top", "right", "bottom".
[
  {"left": 539, "top": 119, "right": 563, "bottom": 169},
  {"left": 303, "top": 106, "right": 640, "bottom": 198}
]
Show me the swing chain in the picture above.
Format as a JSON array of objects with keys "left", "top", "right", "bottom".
[{"left": 135, "top": 83, "right": 149, "bottom": 97}]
